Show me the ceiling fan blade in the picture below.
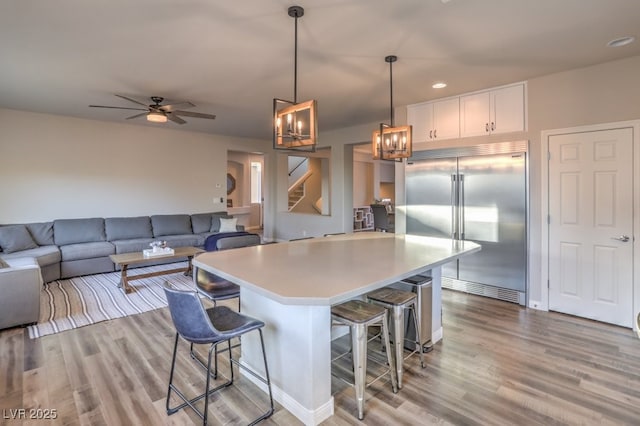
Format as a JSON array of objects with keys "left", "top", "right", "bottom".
[
  {"left": 160, "top": 102, "right": 195, "bottom": 112},
  {"left": 126, "top": 112, "right": 148, "bottom": 120},
  {"left": 166, "top": 113, "right": 186, "bottom": 125},
  {"left": 114, "top": 94, "right": 150, "bottom": 107},
  {"left": 174, "top": 110, "right": 216, "bottom": 120},
  {"left": 89, "top": 105, "right": 147, "bottom": 111}
]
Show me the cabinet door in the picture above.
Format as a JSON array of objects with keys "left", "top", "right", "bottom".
[
  {"left": 407, "top": 102, "right": 434, "bottom": 143},
  {"left": 460, "top": 91, "right": 491, "bottom": 137},
  {"left": 432, "top": 97, "right": 460, "bottom": 140},
  {"left": 491, "top": 84, "right": 525, "bottom": 134}
]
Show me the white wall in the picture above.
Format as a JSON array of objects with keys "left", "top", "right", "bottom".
[
  {"left": 3, "top": 55, "right": 640, "bottom": 301},
  {"left": 0, "top": 109, "right": 267, "bottom": 223},
  {"left": 353, "top": 152, "right": 373, "bottom": 208}
]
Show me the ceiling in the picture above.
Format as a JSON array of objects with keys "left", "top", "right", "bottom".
[{"left": 1, "top": 0, "right": 639, "bottom": 142}]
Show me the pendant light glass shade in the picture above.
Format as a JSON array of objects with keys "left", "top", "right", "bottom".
[
  {"left": 273, "top": 5, "right": 317, "bottom": 152},
  {"left": 373, "top": 55, "right": 412, "bottom": 161}
]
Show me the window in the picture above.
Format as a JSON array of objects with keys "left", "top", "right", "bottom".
[{"left": 251, "top": 162, "right": 262, "bottom": 204}]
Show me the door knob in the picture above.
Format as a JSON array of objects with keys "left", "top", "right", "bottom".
[{"left": 611, "top": 235, "right": 631, "bottom": 242}]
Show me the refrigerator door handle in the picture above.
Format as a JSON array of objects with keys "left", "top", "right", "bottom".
[
  {"left": 451, "top": 174, "right": 457, "bottom": 239},
  {"left": 458, "top": 173, "right": 465, "bottom": 240},
  {"left": 459, "top": 174, "right": 465, "bottom": 240}
]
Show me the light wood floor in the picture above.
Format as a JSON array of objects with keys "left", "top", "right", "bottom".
[{"left": 2, "top": 290, "right": 640, "bottom": 425}]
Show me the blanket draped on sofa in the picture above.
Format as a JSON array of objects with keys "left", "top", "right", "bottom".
[{"left": 204, "top": 231, "right": 260, "bottom": 251}]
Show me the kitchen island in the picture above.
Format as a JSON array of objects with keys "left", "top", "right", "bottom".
[{"left": 193, "top": 233, "right": 480, "bottom": 425}]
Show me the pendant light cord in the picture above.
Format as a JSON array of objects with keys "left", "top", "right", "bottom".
[
  {"left": 294, "top": 13, "right": 298, "bottom": 104},
  {"left": 389, "top": 59, "right": 394, "bottom": 126},
  {"left": 288, "top": 6, "right": 305, "bottom": 104},
  {"left": 385, "top": 55, "right": 397, "bottom": 127}
]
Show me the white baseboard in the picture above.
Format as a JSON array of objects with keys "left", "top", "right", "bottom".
[
  {"left": 239, "top": 359, "right": 334, "bottom": 425},
  {"left": 432, "top": 327, "right": 443, "bottom": 344},
  {"left": 528, "top": 300, "right": 547, "bottom": 310}
]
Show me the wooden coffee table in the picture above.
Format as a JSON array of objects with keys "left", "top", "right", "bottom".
[{"left": 110, "top": 246, "right": 204, "bottom": 293}]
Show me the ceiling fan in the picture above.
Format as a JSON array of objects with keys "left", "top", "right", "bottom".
[{"left": 89, "top": 94, "right": 216, "bottom": 124}]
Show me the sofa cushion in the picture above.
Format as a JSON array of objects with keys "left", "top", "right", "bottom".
[
  {"left": 151, "top": 214, "right": 192, "bottom": 237},
  {"left": 192, "top": 234, "right": 207, "bottom": 247},
  {"left": 111, "top": 238, "right": 155, "bottom": 254},
  {"left": 161, "top": 234, "right": 201, "bottom": 248},
  {"left": 0, "top": 225, "right": 38, "bottom": 253},
  {"left": 105, "top": 216, "right": 153, "bottom": 241},
  {"left": 26, "top": 222, "right": 54, "bottom": 246},
  {"left": 0, "top": 245, "right": 61, "bottom": 267},
  {"left": 59, "top": 241, "right": 115, "bottom": 262},
  {"left": 191, "top": 213, "right": 214, "bottom": 234},
  {"left": 61, "top": 257, "right": 115, "bottom": 279},
  {"left": 54, "top": 218, "right": 105, "bottom": 245},
  {"left": 210, "top": 213, "right": 232, "bottom": 232}
]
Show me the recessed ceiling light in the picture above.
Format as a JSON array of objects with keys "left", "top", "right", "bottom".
[
  {"left": 432, "top": 82, "right": 447, "bottom": 89},
  {"left": 607, "top": 36, "right": 635, "bottom": 47}
]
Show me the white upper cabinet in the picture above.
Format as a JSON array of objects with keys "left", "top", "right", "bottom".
[
  {"left": 460, "top": 83, "right": 526, "bottom": 137},
  {"left": 407, "top": 97, "right": 460, "bottom": 142}
]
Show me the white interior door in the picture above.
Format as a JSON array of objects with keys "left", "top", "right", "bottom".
[{"left": 548, "top": 128, "right": 633, "bottom": 327}]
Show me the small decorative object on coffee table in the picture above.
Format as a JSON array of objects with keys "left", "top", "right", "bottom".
[{"left": 143, "top": 240, "right": 175, "bottom": 258}]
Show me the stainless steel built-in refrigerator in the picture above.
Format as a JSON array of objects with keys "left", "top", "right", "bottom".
[{"left": 405, "top": 141, "right": 528, "bottom": 304}]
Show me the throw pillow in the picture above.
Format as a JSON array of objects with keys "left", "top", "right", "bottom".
[
  {"left": 0, "top": 225, "right": 38, "bottom": 254},
  {"left": 0, "top": 258, "right": 9, "bottom": 269},
  {"left": 210, "top": 213, "right": 231, "bottom": 232},
  {"left": 219, "top": 218, "right": 238, "bottom": 233}
]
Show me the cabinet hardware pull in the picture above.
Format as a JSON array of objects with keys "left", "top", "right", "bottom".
[
  {"left": 434, "top": 129, "right": 437, "bottom": 138},
  {"left": 429, "top": 130, "right": 433, "bottom": 139},
  {"left": 485, "top": 123, "right": 489, "bottom": 132},
  {"left": 491, "top": 122, "right": 495, "bottom": 131}
]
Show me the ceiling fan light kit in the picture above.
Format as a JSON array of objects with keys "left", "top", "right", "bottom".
[
  {"left": 146, "top": 110, "right": 167, "bottom": 123},
  {"left": 273, "top": 5, "right": 317, "bottom": 152},
  {"left": 372, "top": 55, "right": 412, "bottom": 161}
]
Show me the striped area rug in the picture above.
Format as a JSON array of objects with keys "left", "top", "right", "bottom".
[{"left": 28, "top": 262, "right": 197, "bottom": 338}]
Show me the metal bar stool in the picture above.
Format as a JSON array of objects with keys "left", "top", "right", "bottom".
[
  {"left": 163, "top": 283, "right": 274, "bottom": 425},
  {"left": 366, "top": 287, "right": 425, "bottom": 389},
  {"left": 331, "top": 299, "right": 398, "bottom": 420},
  {"left": 400, "top": 274, "right": 433, "bottom": 353}
]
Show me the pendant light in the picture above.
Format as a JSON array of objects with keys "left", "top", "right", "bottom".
[
  {"left": 273, "top": 5, "right": 317, "bottom": 152},
  {"left": 372, "top": 55, "right": 412, "bottom": 161}
]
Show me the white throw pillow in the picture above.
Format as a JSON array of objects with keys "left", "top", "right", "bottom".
[{"left": 218, "top": 217, "right": 237, "bottom": 233}]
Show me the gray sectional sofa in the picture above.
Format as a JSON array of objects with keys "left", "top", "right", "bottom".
[{"left": 0, "top": 212, "right": 260, "bottom": 283}]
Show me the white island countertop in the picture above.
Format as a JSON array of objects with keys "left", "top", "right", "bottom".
[
  {"left": 193, "top": 233, "right": 481, "bottom": 306},
  {"left": 192, "top": 232, "right": 481, "bottom": 425}
]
